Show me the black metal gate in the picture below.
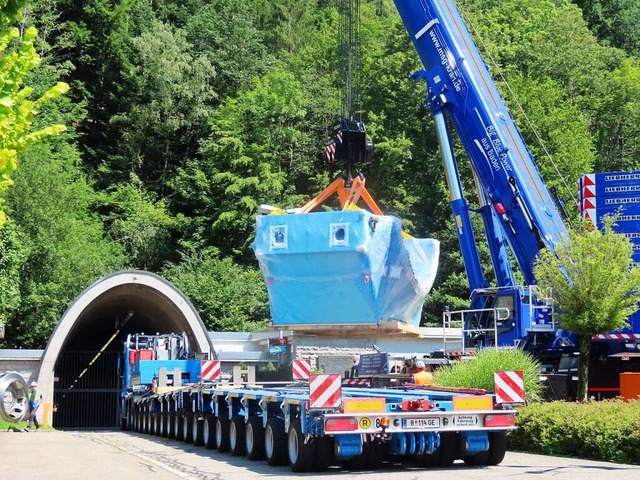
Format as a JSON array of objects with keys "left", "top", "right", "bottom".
[{"left": 53, "top": 351, "right": 120, "bottom": 429}]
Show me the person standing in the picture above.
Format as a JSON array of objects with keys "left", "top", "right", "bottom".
[{"left": 24, "top": 381, "right": 42, "bottom": 431}]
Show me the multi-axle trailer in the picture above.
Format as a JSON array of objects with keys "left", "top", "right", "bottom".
[{"left": 122, "top": 335, "right": 517, "bottom": 472}]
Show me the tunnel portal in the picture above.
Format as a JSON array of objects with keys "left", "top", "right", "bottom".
[{"left": 37, "top": 271, "right": 213, "bottom": 429}]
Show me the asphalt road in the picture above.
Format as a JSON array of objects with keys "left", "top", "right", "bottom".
[{"left": 3, "top": 430, "right": 640, "bottom": 480}]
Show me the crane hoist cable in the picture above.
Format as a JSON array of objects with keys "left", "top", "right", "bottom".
[{"left": 325, "top": 0, "right": 373, "bottom": 187}]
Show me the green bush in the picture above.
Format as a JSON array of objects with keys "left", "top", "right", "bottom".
[
  {"left": 509, "top": 399, "right": 640, "bottom": 464},
  {"left": 433, "top": 348, "right": 544, "bottom": 402}
]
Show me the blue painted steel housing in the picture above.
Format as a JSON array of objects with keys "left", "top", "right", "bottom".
[
  {"left": 131, "top": 360, "right": 201, "bottom": 385},
  {"left": 393, "top": 0, "right": 568, "bottom": 284},
  {"left": 252, "top": 209, "right": 439, "bottom": 327}
]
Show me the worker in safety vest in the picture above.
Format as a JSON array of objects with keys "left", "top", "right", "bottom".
[
  {"left": 412, "top": 360, "right": 434, "bottom": 386},
  {"left": 24, "top": 381, "right": 42, "bottom": 431}
]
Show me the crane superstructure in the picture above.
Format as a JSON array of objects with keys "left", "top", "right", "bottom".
[{"left": 393, "top": 0, "right": 569, "bottom": 349}]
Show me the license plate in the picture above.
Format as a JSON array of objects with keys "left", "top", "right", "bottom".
[
  {"left": 402, "top": 417, "right": 441, "bottom": 429},
  {"left": 453, "top": 414, "right": 479, "bottom": 427}
]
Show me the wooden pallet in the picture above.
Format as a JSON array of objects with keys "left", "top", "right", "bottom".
[{"left": 271, "top": 320, "right": 422, "bottom": 337}]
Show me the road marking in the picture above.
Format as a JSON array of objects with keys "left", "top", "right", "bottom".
[{"left": 83, "top": 433, "right": 198, "bottom": 480}]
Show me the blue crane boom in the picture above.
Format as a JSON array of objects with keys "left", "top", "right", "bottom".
[{"left": 393, "top": 0, "right": 568, "bottom": 285}]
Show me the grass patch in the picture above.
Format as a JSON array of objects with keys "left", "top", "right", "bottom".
[
  {"left": 434, "top": 348, "right": 544, "bottom": 402},
  {"left": 0, "top": 420, "right": 28, "bottom": 431}
]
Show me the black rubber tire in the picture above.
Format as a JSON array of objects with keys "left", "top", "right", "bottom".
[
  {"left": 246, "top": 417, "right": 265, "bottom": 460},
  {"left": 168, "top": 412, "right": 176, "bottom": 439},
  {"left": 144, "top": 411, "right": 151, "bottom": 434},
  {"left": 154, "top": 413, "right": 162, "bottom": 436},
  {"left": 244, "top": 417, "right": 264, "bottom": 460},
  {"left": 265, "top": 418, "right": 287, "bottom": 466},
  {"left": 486, "top": 432, "right": 507, "bottom": 466},
  {"left": 365, "top": 437, "right": 384, "bottom": 469},
  {"left": 313, "top": 436, "right": 334, "bottom": 471},
  {"left": 193, "top": 415, "right": 205, "bottom": 446},
  {"left": 160, "top": 413, "right": 168, "bottom": 438},
  {"left": 287, "top": 419, "right": 315, "bottom": 472},
  {"left": 216, "top": 416, "right": 231, "bottom": 453},
  {"left": 230, "top": 416, "right": 247, "bottom": 456},
  {"left": 204, "top": 414, "right": 217, "bottom": 449},
  {"left": 438, "top": 432, "right": 459, "bottom": 467},
  {"left": 175, "top": 413, "right": 185, "bottom": 441},
  {"left": 183, "top": 412, "right": 194, "bottom": 443},
  {"left": 463, "top": 449, "right": 489, "bottom": 466}
]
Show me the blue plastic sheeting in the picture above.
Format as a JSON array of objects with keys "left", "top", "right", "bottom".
[{"left": 251, "top": 209, "right": 439, "bottom": 327}]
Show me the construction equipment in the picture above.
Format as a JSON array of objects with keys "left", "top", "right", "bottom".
[
  {"left": 121, "top": 332, "right": 518, "bottom": 471},
  {"left": 393, "top": 0, "right": 640, "bottom": 399}
]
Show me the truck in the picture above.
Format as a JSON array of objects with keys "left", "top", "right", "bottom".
[{"left": 121, "top": 332, "right": 518, "bottom": 471}]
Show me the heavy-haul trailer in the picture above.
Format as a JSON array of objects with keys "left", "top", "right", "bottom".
[{"left": 121, "top": 334, "right": 518, "bottom": 472}]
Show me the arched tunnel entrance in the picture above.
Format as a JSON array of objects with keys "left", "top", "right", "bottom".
[{"left": 38, "top": 271, "right": 213, "bottom": 429}]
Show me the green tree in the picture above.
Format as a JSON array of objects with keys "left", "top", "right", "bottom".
[
  {"left": 3, "top": 139, "right": 126, "bottom": 348},
  {"left": 0, "top": 0, "right": 68, "bottom": 227},
  {"left": 99, "top": 184, "right": 176, "bottom": 271},
  {"left": 572, "top": 0, "right": 640, "bottom": 55},
  {"left": 533, "top": 219, "right": 640, "bottom": 402},
  {"left": 162, "top": 252, "right": 269, "bottom": 332}
]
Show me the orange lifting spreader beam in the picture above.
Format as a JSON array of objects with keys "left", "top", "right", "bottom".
[{"left": 298, "top": 176, "right": 384, "bottom": 214}]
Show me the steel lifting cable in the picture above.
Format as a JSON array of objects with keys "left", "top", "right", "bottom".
[
  {"left": 457, "top": 1, "right": 579, "bottom": 209},
  {"left": 339, "top": 0, "right": 361, "bottom": 120}
]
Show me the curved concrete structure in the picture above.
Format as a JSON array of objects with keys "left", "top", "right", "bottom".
[{"left": 37, "top": 270, "right": 213, "bottom": 427}]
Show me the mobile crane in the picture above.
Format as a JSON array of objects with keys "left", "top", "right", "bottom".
[{"left": 394, "top": 0, "right": 640, "bottom": 397}]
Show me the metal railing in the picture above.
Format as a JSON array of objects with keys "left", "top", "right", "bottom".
[{"left": 442, "top": 307, "right": 511, "bottom": 353}]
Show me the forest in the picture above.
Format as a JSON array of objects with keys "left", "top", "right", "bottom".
[{"left": 1, "top": 0, "right": 639, "bottom": 349}]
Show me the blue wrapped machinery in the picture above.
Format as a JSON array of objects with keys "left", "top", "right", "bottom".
[{"left": 251, "top": 209, "right": 439, "bottom": 328}]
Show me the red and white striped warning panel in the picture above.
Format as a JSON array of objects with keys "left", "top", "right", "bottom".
[
  {"left": 593, "top": 333, "right": 640, "bottom": 340},
  {"left": 582, "top": 173, "right": 595, "bottom": 187},
  {"left": 292, "top": 359, "right": 311, "bottom": 380},
  {"left": 200, "top": 360, "right": 221, "bottom": 381},
  {"left": 309, "top": 374, "right": 342, "bottom": 409},
  {"left": 343, "top": 378, "right": 371, "bottom": 387},
  {"left": 494, "top": 370, "right": 525, "bottom": 404}
]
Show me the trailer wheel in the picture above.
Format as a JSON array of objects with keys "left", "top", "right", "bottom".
[
  {"left": 366, "top": 438, "right": 384, "bottom": 469},
  {"left": 462, "top": 449, "right": 489, "bottom": 466},
  {"left": 175, "top": 413, "right": 185, "bottom": 441},
  {"left": 341, "top": 435, "right": 367, "bottom": 470},
  {"left": 168, "top": 413, "right": 176, "bottom": 439},
  {"left": 183, "top": 412, "right": 194, "bottom": 443},
  {"left": 288, "top": 419, "right": 315, "bottom": 472},
  {"left": 438, "top": 432, "right": 459, "bottom": 467},
  {"left": 313, "top": 436, "right": 334, "bottom": 471},
  {"left": 486, "top": 432, "right": 507, "bottom": 466},
  {"left": 204, "top": 414, "right": 217, "bottom": 449},
  {"left": 265, "top": 418, "right": 287, "bottom": 466},
  {"left": 136, "top": 411, "right": 142, "bottom": 432},
  {"left": 154, "top": 413, "right": 161, "bottom": 436},
  {"left": 193, "top": 415, "right": 205, "bottom": 446},
  {"left": 216, "top": 416, "right": 231, "bottom": 453},
  {"left": 230, "top": 416, "right": 247, "bottom": 456},
  {"left": 246, "top": 417, "right": 265, "bottom": 460}
]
